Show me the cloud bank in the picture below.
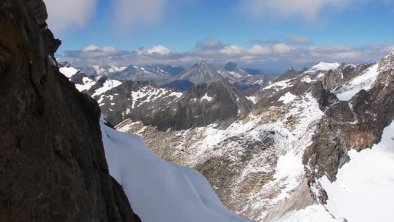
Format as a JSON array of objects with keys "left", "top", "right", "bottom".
[{"left": 61, "top": 39, "right": 394, "bottom": 72}]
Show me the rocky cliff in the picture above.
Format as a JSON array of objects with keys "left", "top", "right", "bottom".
[
  {"left": 304, "top": 52, "right": 394, "bottom": 190},
  {"left": 0, "top": 1, "right": 139, "bottom": 221}
]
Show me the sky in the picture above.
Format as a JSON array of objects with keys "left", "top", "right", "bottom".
[{"left": 44, "top": 0, "right": 394, "bottom": 72}]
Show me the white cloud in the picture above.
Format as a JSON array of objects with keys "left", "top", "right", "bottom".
[
  {"left": 249, "top": 44, "right": 272, "bottom": 55},
  {"left": 239, "top": 0, "right": 368, "bottom": 21},
  {"left": 66, "top": 45, "right": 127, "bottom": 60},
  {"left": 82, "top": 45, "right": 120, "bottom": 54},
  {"left": 112, "top": 0, "right": 167, "bottom": 31},
  {"left": 101, "top": 46, "right": 120, "bottom": 53},
  {"left": 273, "top": 43, "right": 294, "bottom": 54},
  {"left": 138, "top": 45, "right": 171, "bottom": 55},
  {"left": 44, "top": 0, "right": 98, "bottom": 33},
  {"left": 219, "top": 45, "right": 245, "bottom": 56},
  {"left": 84, "top": 45, "right": 100, "bottom": 52}
]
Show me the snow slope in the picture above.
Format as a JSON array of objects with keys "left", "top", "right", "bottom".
[
  {"left": 75, "top": 77, "right": 96, "bottom": 92},
  {"left": 275, "top": 205, "right": 339, "bottom": 222},
  {"left": 320, "top": 121, "right": 394, "bottom": 222},
  {"left": 59, "top": 65, "right": 123, "bottom": 97},
  {"left": 278, "top": 92, "right": 297, "bottom": 104},
  {"left": 59, "top": 66, "right": 79, "bottom": 78},
  {"left": 91, "top": 79, "right": 122, "bottom": 97},
  {"left": 100, "top": 117, "right": 250, "bottom": 222},
  {"left": 305, "top": 62, "right": 341, "bottom": 73},
  {"left": 335, "top": 64, "right": 379, "bottom": 101}
]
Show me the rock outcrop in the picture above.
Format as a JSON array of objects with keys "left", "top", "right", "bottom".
[
  {"left": 304, "top": 51, "right": 394, "bottom": 196},
  {"left": 0, "top": 0, "right": 139, "bottom": 221}
]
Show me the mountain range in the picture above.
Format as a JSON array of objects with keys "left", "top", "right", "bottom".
[
  {"left": 70, "top": 60, "right": 272, "bottom": 89},
  {"left": 61, "top": 50, "right": 394, "bottom": 221}
]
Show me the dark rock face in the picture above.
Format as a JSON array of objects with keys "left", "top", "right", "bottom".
[
  {"left": 98, "top": 79, "right": 252, "bottom": 131},
  {"left": 304, "top": 53, "right": 394, "bottom": 188},
  {"left": 349, "top": 63, "right": 394, "bottom": 149},
  {"left": 174, "top": 81, "right": 252, "bottom": 129},
  {"left": 173, "top": 60, "right": 224, "bottom": 84},
  {"left": 0, "top": 1, "right": 138, "bottom": 221}
]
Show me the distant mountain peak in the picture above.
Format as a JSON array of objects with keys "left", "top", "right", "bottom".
[
  {"left": 197, "top": 60, "right": 209, "bottom": 66},
  {"left": 383, "top": 49, "right": 394, "bottom": 60},
  {"left": 173, "top": 61, "right": 222, "bottom": 84},
  {"left": 224, "top": 62, "right": 240, "bottom": 71}
]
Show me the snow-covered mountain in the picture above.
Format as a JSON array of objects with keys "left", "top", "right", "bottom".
[
  {"left": 172, "top": 61, "right": 268, "bottom": 85},
  {"left": 60, "top": 66, "right": 122, "bottom": 97},
  {"left": 61, "top": 51, "right": 394, "bottom": 222},
  {"left": 81, "top": 65, "right": 128, "bottom": 76},
  {"left": 61, "top": 63, "right": 253, "bottom": 130},
  {"left": 217, "top": 62, "right": 250, "bottom": 82},
  {"left": 255, "top": 61, "right": 372, "bottom": 104},
  {"left": 173, "top": 60, "right": 224, "bottom": 84},
  {"left": 108, "top": 65, "right": 182, "bottom": 84},
  {"left": 118, "top": 80, "right": 330, "bottom": 221},
  {"left": 68, "top": 61, "right": 270, "bottom": 90},
  {"left": 78, "top": 64, "right": 184, "bottom": 84},
  {"left": 60, "top": 61, "right": 254, "bottom": 222}
]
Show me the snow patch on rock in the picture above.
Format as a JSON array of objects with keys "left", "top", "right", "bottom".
[
  {"left": 247, "top": 96, "right": 257, "bottom": 104},
  {"left": 320, "top": 121, "right": 394, "bottom": 222},
  {"left": 201, "top": 93, "right": 214, "bottom": 102},
  {"left": 75, "top": 77, "right": 96, "bottom": 92},
  {"left": 59, "top": 66, "right": 79, "bottom": 78},
  {"left": 278, "top": 92, "right": 297, "bottom": 104},
  {"left": 92, "top": 79, "right": 122, "bottom": 97},
  {"left": 335, "top": 64, "right": 379, "bottom": 101}
]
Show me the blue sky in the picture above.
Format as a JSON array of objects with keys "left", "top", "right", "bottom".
[{"left": 44, "top": 0, "right": 394, "bottom": 72}]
